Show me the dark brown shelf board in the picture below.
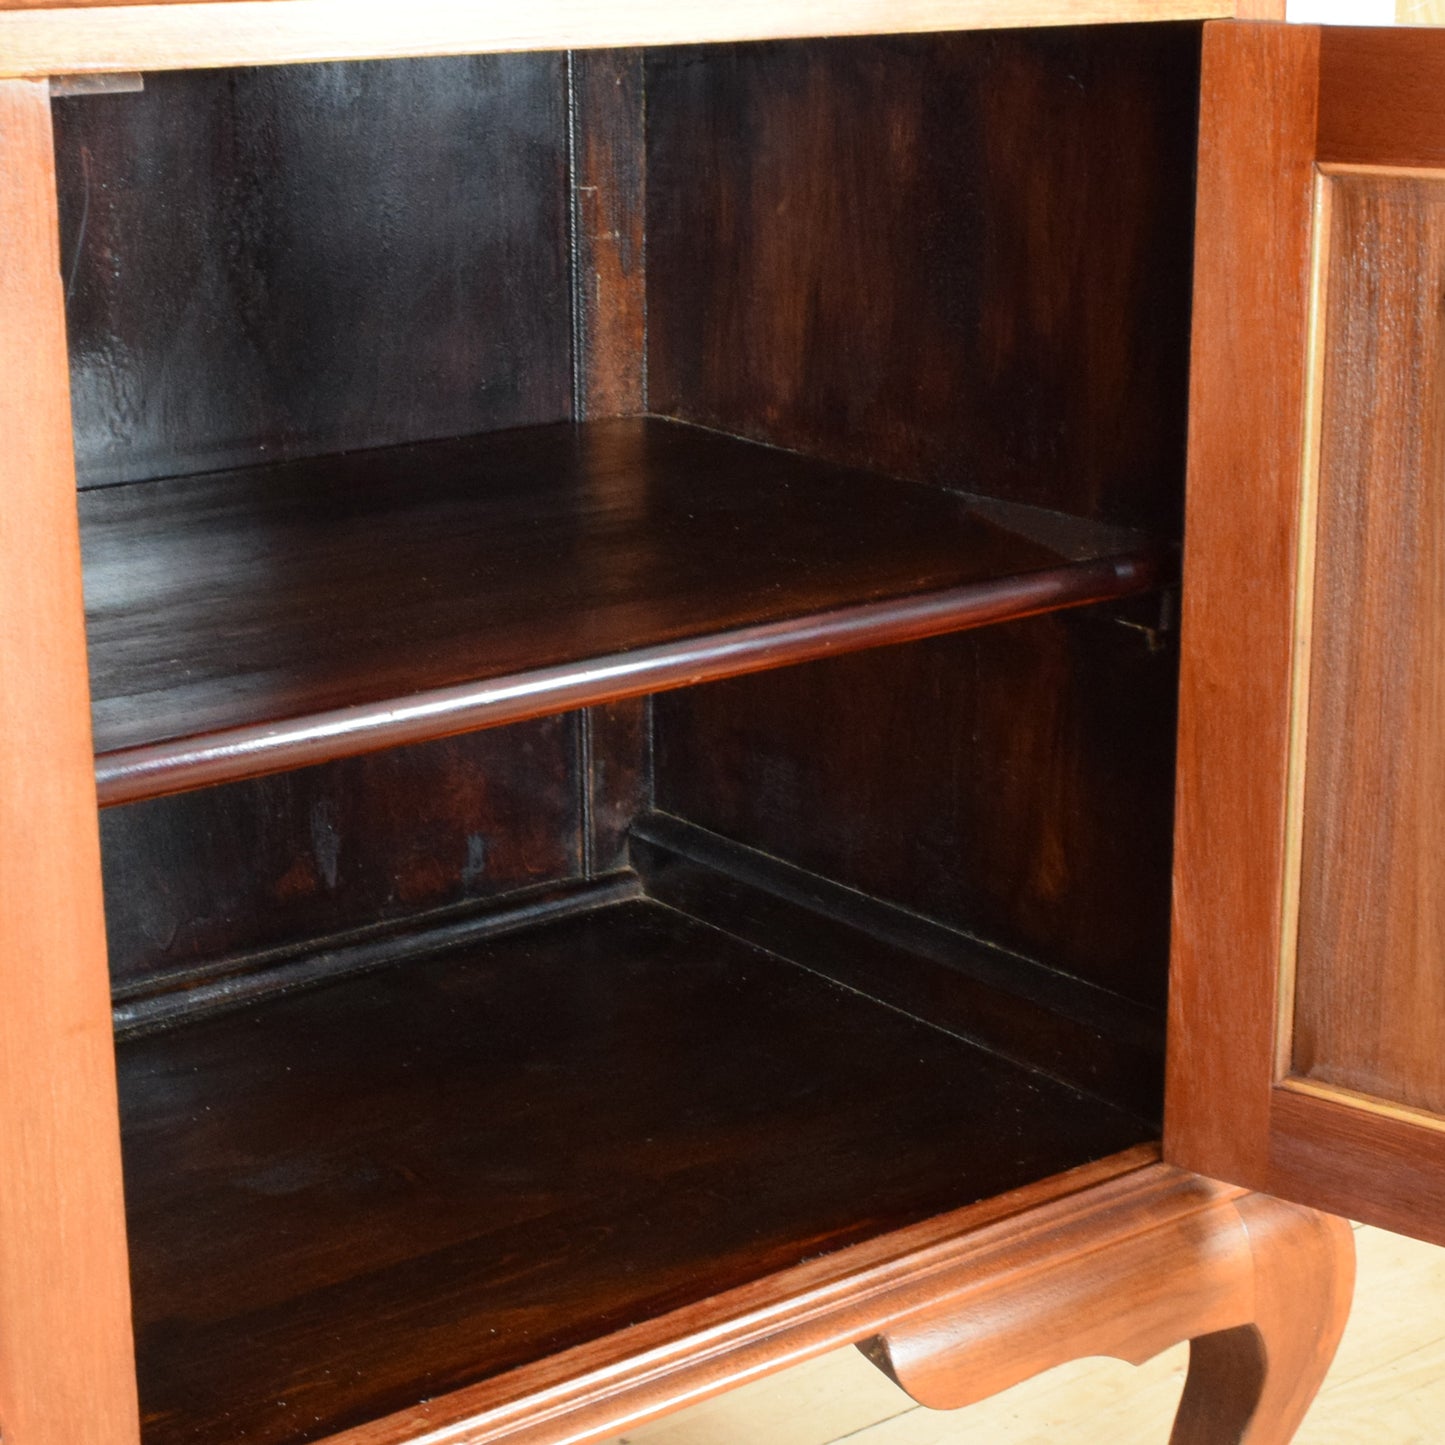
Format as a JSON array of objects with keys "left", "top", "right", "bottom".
[
  {"left": 119, "top": 894, "right": 1152, "bottom": 1445},
  {"left": 82, "top": 416, "right": 1165, "bottom": 806}
]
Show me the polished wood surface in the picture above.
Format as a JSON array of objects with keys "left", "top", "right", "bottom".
[
  {"left": 864, "top": 1177, "right": 1352, "bottom": 1445},
  {"left": 646, "top": 26, "right": 1199, "bottom": 535},
  {"left": 56, "top": 58, "right": 571, "bottom": 487},
  {"left": 1164, "top": 20, "right": 1322, "bottom": 1189},
  {"left": 120, "top": 898, "right": 1152, "bottom": 1445},
  {"left": 1292, "top": 172, "right": 1445, "bottom": 1115},
  {"left": 0, "top": 76, "right": 140, "bottom": 1445},
  {"left": 0, "top": 0, "right": 1233, "bottom": 82},
  {"left": 82, "top": 417, "right": 1162, "bottom": 804}
]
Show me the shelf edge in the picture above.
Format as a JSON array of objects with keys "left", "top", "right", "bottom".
[{"left": 94, "top": 551, "right": 1164, "bottom": 807}]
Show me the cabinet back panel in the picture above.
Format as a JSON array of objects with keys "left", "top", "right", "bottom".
[
  {"left": 654, "top": 615, "right": 1177, "bottom": 1011},
  {"left": 102, "top": 720, "right": 583, "bottom": 996},
  {"left": 54, "top": 55, "right": 572, "bottom": 487},
  {"left": 644, "top": 26, "right": 1199, "bottom": 535}
]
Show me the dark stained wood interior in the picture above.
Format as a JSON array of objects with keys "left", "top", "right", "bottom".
[
  {"left": 632, "top": 811, "right": 1165, "bottom": 1118},
  {"left": 120, "top": 896, "right": 1152, "bottom": 1445},
  {"left": 53, "top": 31, "right": 1202, "bottom": 1445},
  {"left": 1291, "top": 172, "right": 1445, "bottom": 1114},
  {"left": 54, "top": 56, "right": 572, "bottom": 487},
  {"left": 654, "top": 608, "right": 1178, "bottom": 1011},
  {"left": 81, "top": 416, "right": 1163, "bottom": 804},
  {"left": 100, "top": 721, "right": 584, "bottom": 997},
  {"left": 644, "top": 25, "right": 1200, "bottom": 535}
]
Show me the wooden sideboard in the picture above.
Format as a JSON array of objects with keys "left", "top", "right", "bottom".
[{"left": 3, "top": 7, "right": 1442, "bottom": 1445}]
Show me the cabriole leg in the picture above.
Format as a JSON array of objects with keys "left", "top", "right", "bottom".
[{"left": 859, "top": 1165, "right": 1353, "bottom": 1445}]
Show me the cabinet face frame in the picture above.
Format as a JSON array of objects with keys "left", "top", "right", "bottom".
[
  {"left": 0, "top": 0, "right": 1238, "bottom": 80},
  {"left": 1166, "top": 19, "right": 1445, "bottom": 1243},
  {"left": 0, "top": 76, "right": 141, "bottom": 1445}
]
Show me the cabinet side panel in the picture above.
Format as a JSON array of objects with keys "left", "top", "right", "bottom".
[
  {"left": 645, "top": 26, "right": 1199, "bottom": 534},
  {"left": 0, "top": 77, "right": 140, "bottom": 1445},
  {"left": 1163, "top": 21, "right": 1321, "bottom": 1184},
  {"left": 1290, "top": 176, "right": 1445, "bottom": 1113},
  {"left": 53, "top": 55, "right": 572, "bottom": 487}
]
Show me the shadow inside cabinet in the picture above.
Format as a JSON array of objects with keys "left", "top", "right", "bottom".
[{"left": 60, "top": 20, "right": 1199, "bottom": 1445}]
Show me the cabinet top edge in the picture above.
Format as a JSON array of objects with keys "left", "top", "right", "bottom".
[{"left": 0, "top": 0, "right": 1231, "bottom": 79}]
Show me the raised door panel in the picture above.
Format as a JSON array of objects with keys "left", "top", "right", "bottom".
[{"left": 1167, "top": 19, "right": 1445, "bottom": 1242}]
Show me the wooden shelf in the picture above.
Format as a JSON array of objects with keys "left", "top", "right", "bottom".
[
  {"left": 118, "top": 891, "right": 1152, "bottom": 1445},
  {"left": 82, "top": 416, "right": 1163, "bottom": 806}
]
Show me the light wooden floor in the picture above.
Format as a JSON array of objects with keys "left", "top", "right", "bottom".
[{"left": 603, "top": 1224, "right": 1443, "bottom": 1445}]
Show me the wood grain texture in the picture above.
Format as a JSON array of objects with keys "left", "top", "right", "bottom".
[
  {"left": 1318, "top": 27, "right": 1445, "bottom": 170},
  {"left": 0, "top": 0, "right": 1234, "bottom": 80},
  {"left": 645, "top": 26, "right": 1200, "bottom": 535},
  {"left": 55, "top": 58, "right": 571, "bottom": 487},
  {"left": 570, "top": 49, "right": 646, "bottom": 420},
  {"left": 81, "top": 417, "right": 1162, "bottom": 804},
  {"left": 1291, "top": 173, "right": 1445, "bottom": 1115},
  {"left": 863, "top": 1181, "right": 1352, "bottom": 1445},
  {"left": 1163, "top": 20, "right": 1322, "bottom": 1188},
  {"left": 1265, "top": 1087, "right": 1445, "bottom": 1247},
  {"left": 0, "top": 77, "right": 140, "bottom": 1445},
  {"left": 120, "top": 899, "right": 1152, "bottom": 1445}
]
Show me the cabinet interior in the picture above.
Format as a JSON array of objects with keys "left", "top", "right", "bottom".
[{"left": 58, "top": 24, "right": 1200, "bottom": 1445}]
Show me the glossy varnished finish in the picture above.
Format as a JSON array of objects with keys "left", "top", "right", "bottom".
[
  {"left": 0, "top": 77, "right": 140, "bottom": 1445},
  {"left": 101, "top": 721, "right": 584, "bottom": 997},
  {"left": 81, "top": 417, "right": 1161, "bottom": 803},
  {"left": 1163, "top": 20, "right": 1321, "bottom": 1189},
  {"left": 119, "top": 898, "right": 1152, "bottom": 1445},
  {"left": 1292, "top": 173, "right": 1445, "bottom": 1114},
  {"left": 55, "top": 58, "right": 571, "bottom": 487},
  {"left": 646, "top": 27, "right": 1199, "bottom": 534}
]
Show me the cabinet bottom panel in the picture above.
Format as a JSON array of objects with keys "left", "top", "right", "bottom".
[{"left": 117, "top": 889, "right": 1151, "bottom": 1445}]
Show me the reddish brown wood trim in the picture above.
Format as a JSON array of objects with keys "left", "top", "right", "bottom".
[
  {"left": 867, "top": 1185, "right": 1352, "bottom": 1445},
  {"left": 0, "top": 77, "right": 140, "bottom": 1445},
  {"left": 1164, "top": 21, "right": 1322, "bottom": 1187},
  {"left": 1318, "top": 27, "right": 1445, "bottom": 169},
  {"left": 1267, "top": 1088, "right": 1445, "bottom": 1246},
  {"left": 326, "top": 1151, "right": 1161, "bottom": 1445},
  {"left": 307, "top": 1151, "right": 1352, "bottom": 1445},
  {"left": 95, "top": 550, "right": 1162, "bottom": 807}
]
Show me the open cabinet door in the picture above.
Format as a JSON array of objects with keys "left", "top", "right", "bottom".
[{"left": 1168, "top": 19, "right": 1445, "bottom": 1243}]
